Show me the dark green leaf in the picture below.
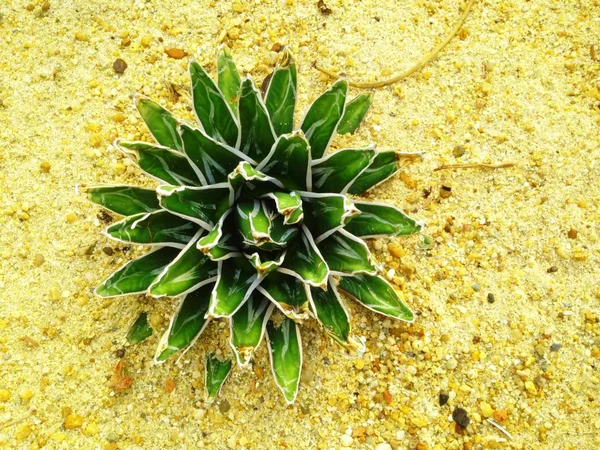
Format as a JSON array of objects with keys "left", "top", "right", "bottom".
[
  {"left": 157, "top": 183, "right": 232, "bottom": 230},
  {"left": 148, "top": 232, "right": 218, "bottom": 297},
  {"left": 344, "top": 201, "right": 422, "bottom": 238},
  {"left": 189, "top": 61, "right": 239, "bottom": 147},
  {"left": 279, "top": 226, "right": 329, "bottom": 288},
  {"left": 229, "top": 294, "right": 274, "bottom": 367},
  {"left": 262, "top": 191, "right": 303, "bottom": 225},
  {"left": 207, "top": 257, "right": 260, "bottom": 318},
  {"left": 205, "top": 354, "right": 233, "bottom": 401},
  {"left": 96, "top": 247, "right": 180, "bottom": 297},
  {"left": 311, "top": 149, "right": 375, "bottom": 194},
  {"left": 246, "top": 251, "right": 286, "bottom": 278},
  {"left": 217, "top": 45, "right": 241, "bottom": 116},
  {"left": 265, "top": 48, "right": 297, "bottom": 135},
  {"left": 348, "top": 151, "right": 398, "bottom": 195},
  {"left": 155, "top": 284, "right": 213, "bottom": 362},
  {"left": 238, "top": 77, "right": 276, "bottom": 162},
  {"left": 300, "top": 192, "right": 360, "bottom": 242},
  {"left": 337, "top": 93, "right": 373, "bottom": 135},
  {"left": 256, "top": 132, "right": 310, "bottom": 190},
  {"left": 236, "top": 200, "right": 272, "bottom": 247},
  {"left": 300, "top": 79, "right": 347, "bottom": 159},
  {"left": 258, "top": 271, "right": 310, "bottom": 321},
  {"left": 228, "top": 162, "right": 284, "bottom": 199},
  {"left": 338, "top": 274, "right": 414, "bottom": 321},
  {"left": 135, "top": 95, "right": 183, "bottom": 152},
  {"left": 310, "top": 278, "right": 363, "bottom": 352},
  {"left": 126, "top": 312, "right": 153, "bottom": 345},
  {"left": 317, "top": 229, "right": 377, "bottom": 276},
  {"left": 267, "top": 318, "right": 302, "bottom": 404},
  {"left": 180, "top": 123, "right": 247, "bottom": 185},
  {"left": 117, "top": 140, "right": 200, "bottom": 186},
  {"left": 104, "top": 210, "right": 198, "bottom": 247},
  {"left": 85, "top": 185, "right": 160, "bottom": 216}
]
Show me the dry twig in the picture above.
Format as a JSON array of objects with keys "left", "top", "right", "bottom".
[
  {"left": 434, "top": 162, "right": 516, "bottom": 171},
  {"left": 314, "top": 0, "right": 477, "bottom": 88}
]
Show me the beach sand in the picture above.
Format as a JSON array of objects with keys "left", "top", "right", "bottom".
[{"left": 1, "top": 0, "right": 599, "bottom": 448}]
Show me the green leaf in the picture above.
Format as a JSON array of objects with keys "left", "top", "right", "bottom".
[
  {"left": 154, "top": 284, "right": 212, "bottom": 362},
  {"left": 116, "top": 140, "right": 200, "bottom": 186},
  {"left": 207, "top": 257, "right": 260, "bottom": 318},
  {"left": 256, "top": 132, "right": 311, "bottom": 190},
  {"left": 217, "top": 45, "right": 242, "bottom": 116},
  {"left": 246, "top": 251, "right": 286, "bottom": 278},
  {"left": 337, "top": 93, "right": 373, "bottom": 135},
  {"left": 265, "top": 48, "right": 297, "bottom": 135},
  {"left": 258, "top": 271, "right": 310, "bottom": 322},
  {"left": 85, "top": 185, "right": 160, "bottom": 216},
  {"left": 238, "top": 77, "right": 277, "bottom": 162},
  {"left": 229, "top": 294, "right": 274, "bottom": 367},
  {"left": 267, "top": 318, "right": 302, "bottom": 404},
  {"left": 300, "top": 79, "right": 347, "bottom": 159},
  {"left": 189, "top": 61, "right": 239, "bottom": 147},
  {"left": 348, "top": 151, "right": 398, "bottom": 195},
  {"left": 317, "top": 229, "right": 378, "bottom": 276},
  {"left": 135, "top": 95, "right": 183, "bottom": 152},
  {"left": 311, "top": 149, "right": 375, "bottom": 194},
  {"left": 267, "top": 213, "right": 300, "bottom": 248},
  {"left": 236, "top": 200, "right": 272, "bottom": 247},
  {"left": 337, "top": 274, "right": 414, "bottom": 321},
  {"left": 148, "top": 232, "right": 218, "bottom": 297},
  {"left": 300, "top": 192, "right": 360, "bottom": 242},
  {"left": 344, "top": 201, "right": 422, "bottom": 238},
  {"left": 126, "top": 312, "right": 153, "bottom": 345},
  {"left": 157, "top": 183, "right": 232, "bottom": 231},
  {"left": 310, "top": 278, "right": 364, "bottom": 353},
  {"left": 96, "top": 247, "right": 180, "bottom": 297},
  {"left": 262, "top": 191, "right": 303, "bottom": 225},
  {"left": 205, "top": 354, "right": 233, "bottom": 401},
  {"left": 104, "top": 210, "right": 198, "bottom": 248},
  {"left": 279, "top": 226, "right": 329, "bottom": 288},
  {"left": 228, "top": 161, "right": 284, "bottom": 199},
  {"left": 180, "top": 123, "right": 247, "bottom": 185}
]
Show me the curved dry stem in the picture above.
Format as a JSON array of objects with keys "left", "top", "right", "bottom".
[{"left": 314, "top": 0, "right": 477, "bottom": 88}]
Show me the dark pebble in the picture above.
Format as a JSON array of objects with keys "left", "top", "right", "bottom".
[
  {"left": 472, "top": 335, "right": 481, "bottom": 344},
  {"left": 547, "top": 266, "right": 558, "bottom": 273},
  {"left": 452, "top": 407, "right": 470, "bottom": 428},
  {"left": 439, "top": 391, "right": 449, "bottom": 406},
  {"left": 487, "top": 293, "right": 495, "bottom": 304},
  {"left": 97, "top": 210, "right": 113, "bottom": 223},
  {"left": 439, "top": 185, "right": 452, "bottom": 198},
  {"left": 218, "top": 399, "right": 231, "bottom": 414},
  {"left": 113, "top": 58, "right": 127, "bottom": 74},
  {"left": 550, "top": 343, "right": 562, "bottom": 351},
  {"left": 103, "top": 247, "right": 114, "bottom": 256},
  {"left": 116, "top": 348, "right": 125, "bottom": 358}
]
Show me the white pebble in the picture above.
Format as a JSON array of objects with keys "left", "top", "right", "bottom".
[
  {"left": 340, "top": 434, "right": 353, "bottom": 446},
  {"left": 376, "top": 444, "right": 392, "bottom": 450}
]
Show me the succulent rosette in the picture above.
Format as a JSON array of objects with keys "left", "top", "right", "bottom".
[{"left": 84, "top": 47, "right": 422, "bottom": 404}]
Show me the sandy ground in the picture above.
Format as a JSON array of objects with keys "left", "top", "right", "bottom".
[{"left": 1, "top": 0, "right": 599, "bottom": 449}]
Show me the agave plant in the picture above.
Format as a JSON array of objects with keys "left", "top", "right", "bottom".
[{"left": 84, "top": 47, "right": 422, "bottom": 404}]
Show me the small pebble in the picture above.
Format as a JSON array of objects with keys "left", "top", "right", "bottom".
[
  {"left": 113, "top": 58, "right": 127, "bottom": 74},
  {"left": 472, "top": 283, "right": 480, "bottom": 292},
  {"left": 40, "top": 161, "right": 51, "bottom": 172},
  {"left": 74, "top": 31, "right": 88, "bottom": 41},
  {"left": 218, "top": 399, "right": 231, "bottom": 413},
  {"left": 103, "top": 247, "right": 114, "bottom": 256},
  {"left": 165, "top": 48, "right": 186, "bottom": 59},
  {"left": 439, "top": 391, "right": 449, "bottom": 406},
  {"left": 439, "top": 185, "right": 452, "bottom": 198},
  {"left": 567, "top": 228, "right": 578, "bottom": 239},
  {"left": 116, "top": 348, "right": 125, "bottom": 358},
  {"left": 479, "top": 401, "right": 494, "bottom": 418},
  {"left": 547, "top": 266, "right": 558, "bottom": 273},
  {"left": 33, "top": 253, "right": 45, "bottom": 267},
  {"left": 375, "top": 444, "right": 392, "bottom": 450},
  {"left": 453, "top": 145, "right": 466, "bottom": 158},
  {"left": 64, "top": 413, "right": 83, "bottom": 429},
  {"left": 452, "top": 407, "right": 470, "bottom": 428},
  {"left": 525, "top": 380, "right": 538, "bottom": 395},
  {"left": 550, "top": 343, "right": 561, "bottom": 351},
  {"left": 487, "top": 293, "right": 495, "bottom": 303},
  {"left": 340, "top": 434, "right": 353, "bottom": 446}
]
